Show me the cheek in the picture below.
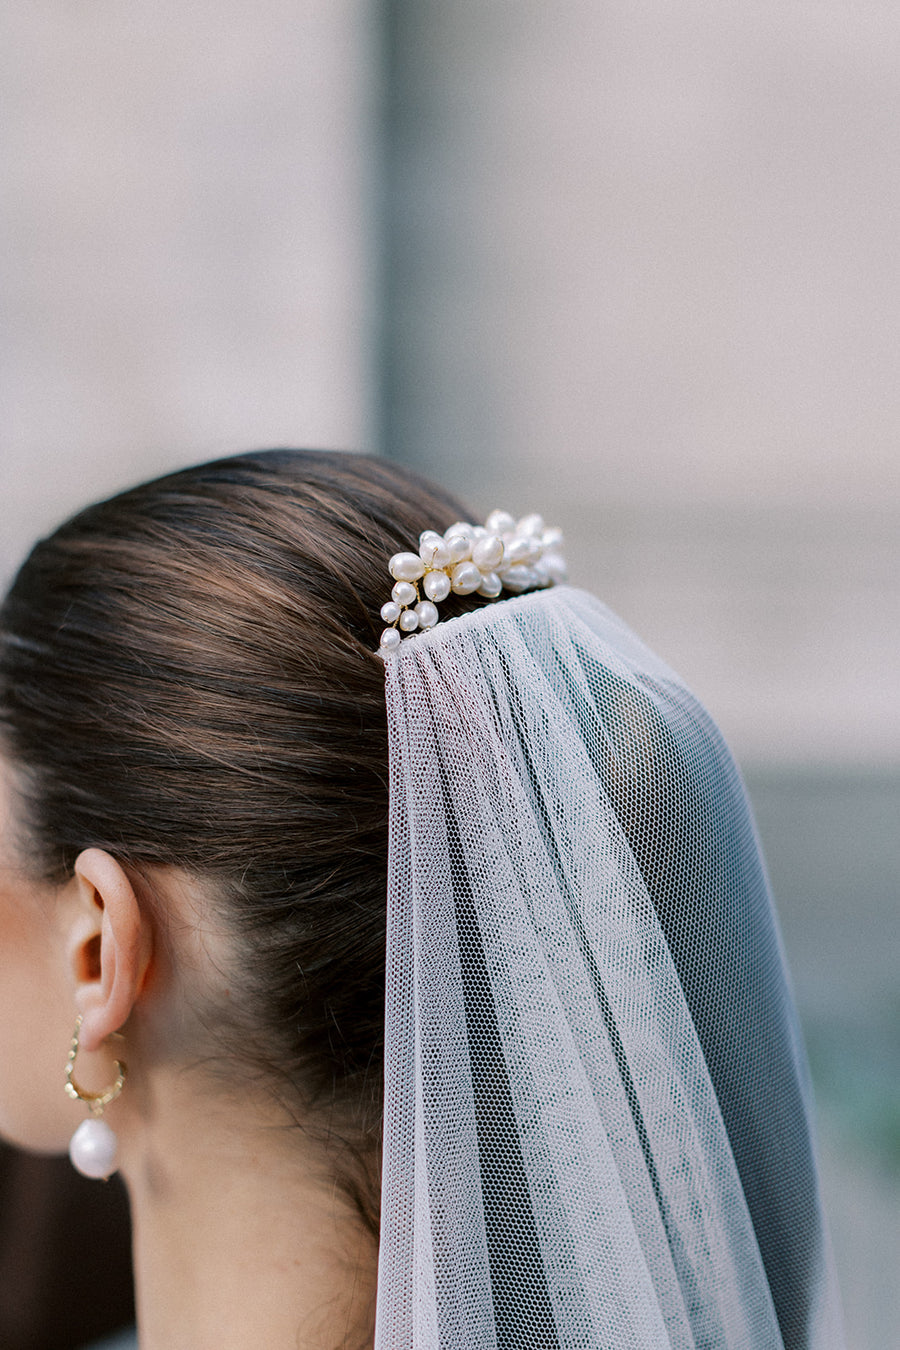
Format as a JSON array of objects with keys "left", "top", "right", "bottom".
[{"left": 0, "top": 894, "right": 80, "bottom": 1154}]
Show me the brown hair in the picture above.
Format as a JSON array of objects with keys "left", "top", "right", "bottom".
[{"left": 0, "top": 449, "right": 487, "bottom": 1229}]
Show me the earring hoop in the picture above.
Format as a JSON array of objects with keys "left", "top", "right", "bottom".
[
  {"left": 64, "top": 1015, "right": 127, "bottom": 1116},
  {"left": 65, "top": 1015, "right": 127, "bottom": 1180}
]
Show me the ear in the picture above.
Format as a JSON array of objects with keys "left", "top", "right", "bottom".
[{"left": 68, "top": 848, "right": 153, "bottom": 1054}]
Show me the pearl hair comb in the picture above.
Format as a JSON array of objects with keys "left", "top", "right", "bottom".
[{"left": 378, "top": 510, "right": 567, "bottom": 654}]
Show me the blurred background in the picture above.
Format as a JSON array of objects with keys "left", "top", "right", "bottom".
[{"left": 1, "top": 2, "right": 897, "bottom": 1347}]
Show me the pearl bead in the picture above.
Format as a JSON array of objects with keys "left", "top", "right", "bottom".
[
  {"left": 445, "top": 534, "right": 472, "bottom": 564},
  {"left": 504, "top": 536, "right": 532, "bottom": 565},
  {"left": 543, "top": 551, "right": 567, "bottom": 583},
  {"left": 444, "top": 522, "right": 475, "bottom": 542},
  {"left": 389, "top": 551, "right": 426, "bottom": 582},
  {"left": 399, "top": 610, "right": 420, "bottom": 632},
  {"left": 450, "top": 561, "right": 482, "bottom": 595},
  {"left": 423, "top": 570, "right": 452, "bottom": 602},
  {"left": 381, "top": 600, "right": 402, "bottom": 623},
  {"left": 501, "top": 564, "right": 536, "bottom": 593},
  {"left": 415, "top": 600, "right": 439, "bottom": 629},
  {"left": 485, "top": 509, "right": 516, "bottom": 534},
  {"left": 517, "top": 513, "right": 544, "bottom": 537},
  {"left": 472, "top": 534, "right": 504, "bottom": 571},
  {"left": 477, "top": 571, "right": 503, "bottom": 598},
  {"left": 69, "top": 1117, "right": 118, "bottom": 1180},
  {"left": 419, "top": 530, "right": 444, "bottom": 550},
  {"left": 392, "top": 580, "right": 417, "bottom": 606},
  {"left": 420, "top": 539, "right": 451, "bottom": 569},
  {"left": 380, "top": 627, "right": 401, "bottom": 651},
  {"left": 542, "top": 526, "right": 564, "bottom": 551}
]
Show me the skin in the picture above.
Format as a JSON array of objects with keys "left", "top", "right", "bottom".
[{"left": 0, "top": 760, "right": 378, "bottom": 1350}]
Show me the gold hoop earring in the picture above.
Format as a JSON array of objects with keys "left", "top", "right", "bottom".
[{"left": 64, "top": 1014, "right": 126, "bottom": 1180}]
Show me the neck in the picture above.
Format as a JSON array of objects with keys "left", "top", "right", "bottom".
[{"left": 119, "top": 1080, "right": 377, "bottom": 1350}]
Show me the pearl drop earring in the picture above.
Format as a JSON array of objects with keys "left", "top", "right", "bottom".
[{"left": 64, "top": 1015, "right": 127, "bottom": 1180}]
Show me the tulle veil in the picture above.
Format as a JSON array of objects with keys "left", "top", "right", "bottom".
[{"left": 376, "top": 586, "right": 845, "bottom": 1350}]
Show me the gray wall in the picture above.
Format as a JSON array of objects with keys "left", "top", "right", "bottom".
[
  {"left": 1, "top": 1, "right": 377, "bottom": 576},
  {"left": 385, "top": 1, "right": 900, "bottom": 509},
  {"left": 383, "top": 0, "right": 900, "bottom": 768}
]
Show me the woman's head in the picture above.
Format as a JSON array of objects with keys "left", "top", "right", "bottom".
[{"left": 0, "top": 449, "right": 484, "bottom": 1220}]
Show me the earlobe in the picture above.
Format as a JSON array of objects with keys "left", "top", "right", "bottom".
[{"left": 69, "top": 848, "right": 151, "bottom": 1053}]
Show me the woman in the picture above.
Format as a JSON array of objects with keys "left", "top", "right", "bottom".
[{"left": 0, "top": 450, "right": 844, "bottom": 1349}]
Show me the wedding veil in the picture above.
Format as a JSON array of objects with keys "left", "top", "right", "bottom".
[{"left": 376, "top": 585, "right": 845, "bottom": 1350}]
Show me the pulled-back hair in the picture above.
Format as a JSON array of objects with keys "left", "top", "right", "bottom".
[{"left": 0, "top": 449, "right": 487, "bottom": 1229}]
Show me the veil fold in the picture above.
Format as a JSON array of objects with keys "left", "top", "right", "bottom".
[{"left": 376, "top": 587, "right": 845, "bottom": 1350}]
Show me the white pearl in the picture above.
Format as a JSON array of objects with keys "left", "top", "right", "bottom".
[
  {"left": 485, "top": 509, "right": 516, "bottom": 534},
  {"left": 380, "top": 627, "right": 401, "bottom": 651},
  {"left": 517, "top": 513, "right": 544, "bottom": 537},
  {"left": 444, "top": 522, "right": 475, "bottom": 542},
  {"left": 504, "top": 536, "right": 532, "bottom": 565},
  {"left": 380, "top": 600, "right": 401, "bottom": 623},
  {"left": 419, "top": 529, "right": 444, "bottom": 550},
  {"left": 543, "top": 551, "right": 568, "bottom": 583},
  {"left": 542, "top": 526, "right": 564, "bottom": 550},
  {"left": 392, "top": 580, "right": 417, "bottom": 606},
  {"left": 69, "top": 1117, "right": 118, "bottom": 1180},
  {"left": 399, "top": 610, "right": 420, "bottom": 632},
  {"left": 450, "top": 561, "right": 482, "bottom": 595},
  {"left": 415, "top": 600, "right": 439, "bottom": 629},
  {"left": 477, "top": 571, "right": 503, "bottom": 598},
  {"left": 419, "top": 539, "right": 451, "bottom": 569},
  {"left": 423, "top": 570, "right": 452, "bottom": 602},
  {"left": 445, "top": 533, "right": 472, "bottom": 564},
  {"left": 389, "top": 551, "right": 426, "bottom": 582},
  {"left": 501, "top": 565, "right": 536, "bottom": 593},
  {"left": 472, "top": 534, "right": 504, "bottom": 571}
]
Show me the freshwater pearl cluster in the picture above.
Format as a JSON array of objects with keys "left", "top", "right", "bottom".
[{"left": 378, "top": 510, "right": 566, "bottom": 653}]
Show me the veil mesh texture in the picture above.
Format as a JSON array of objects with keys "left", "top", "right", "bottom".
[{"left": 377, "top": 586, "right": 845, "bottom": 1350}]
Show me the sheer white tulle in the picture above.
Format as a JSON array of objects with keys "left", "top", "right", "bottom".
[{"left": 377, "top": 587, "right": 845, "bottom": 1350}]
